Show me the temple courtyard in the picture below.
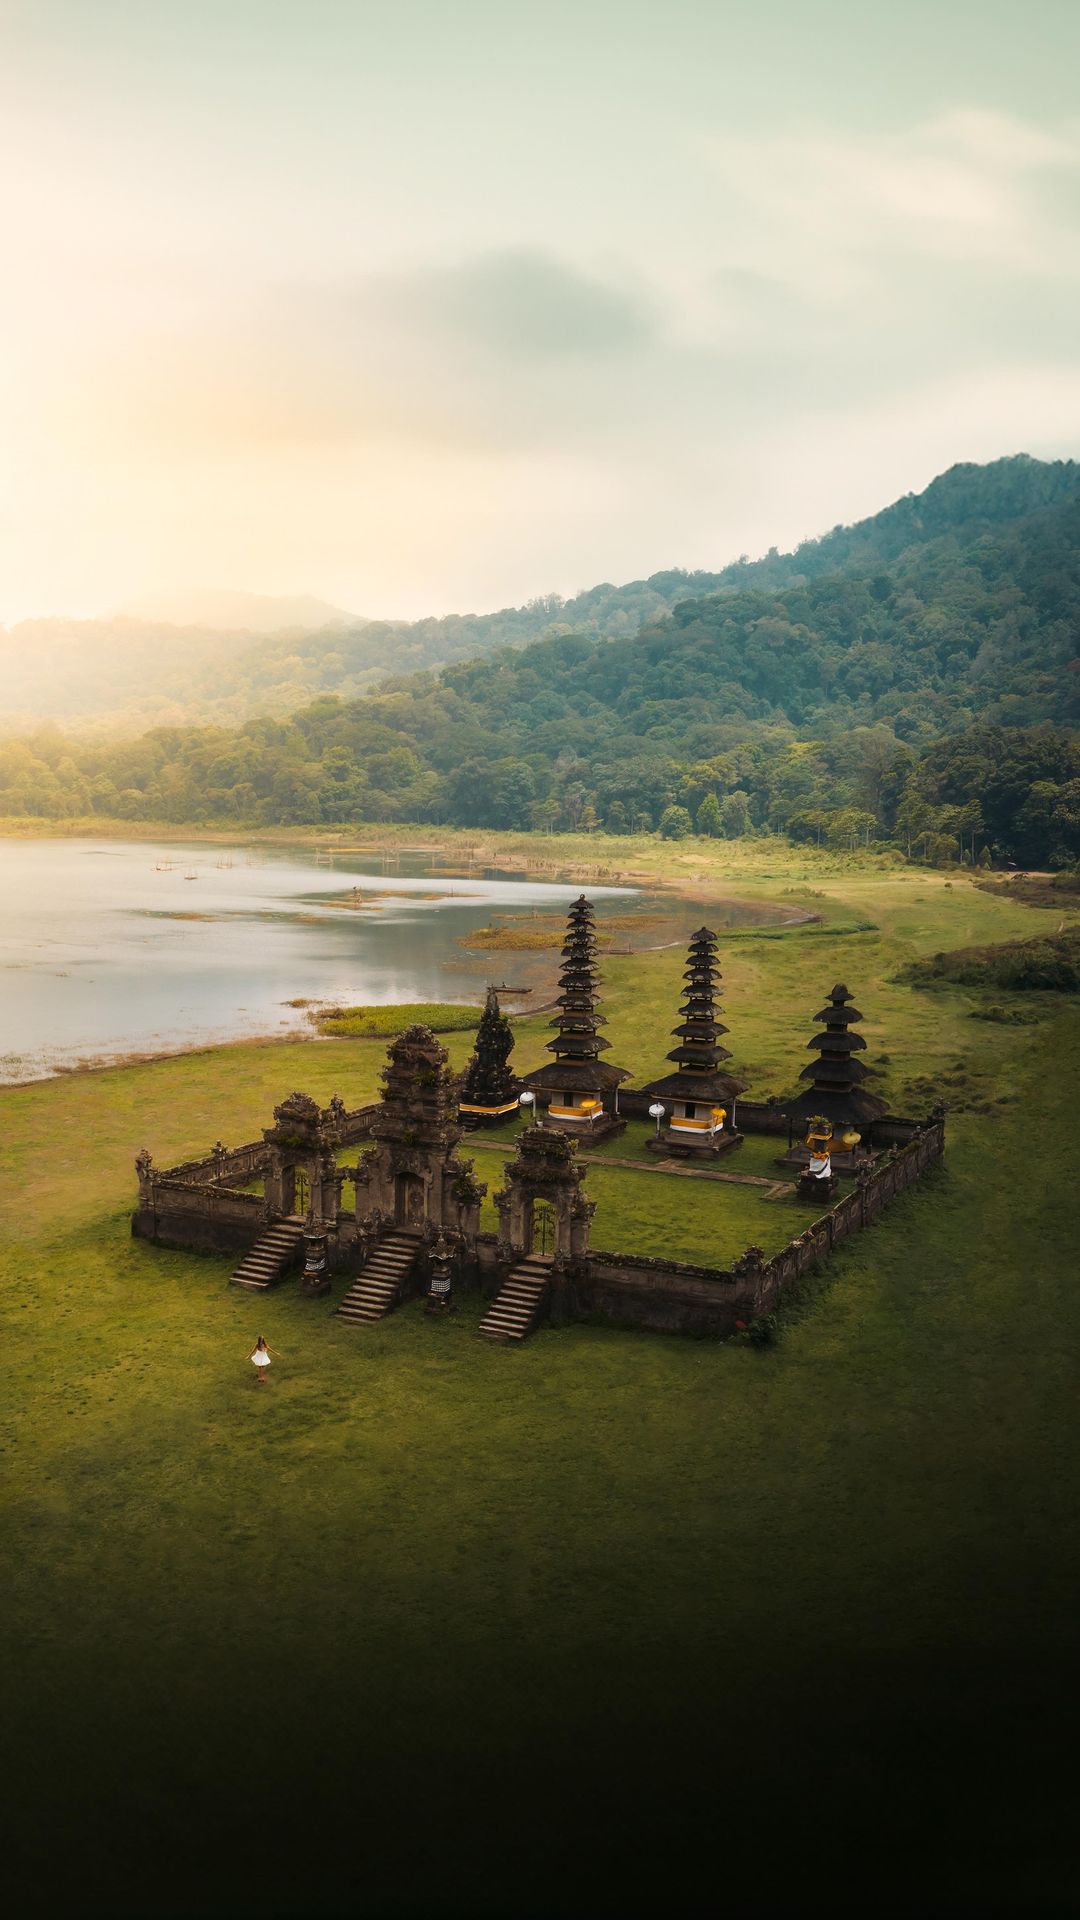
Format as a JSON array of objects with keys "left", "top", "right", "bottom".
[{"left": 2, "top": 854, "right": 1079, "bottom": 1917}]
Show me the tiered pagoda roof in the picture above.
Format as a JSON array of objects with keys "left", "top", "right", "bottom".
[
  {"left": 788, "top": 983, "right": 887, "bottom": 1126},
  {"left": 523, "top": 895, "right": 629, "bottom": 1091},
  {"left": 643, "top": 927, "right": 747, "bottom": 1105}
]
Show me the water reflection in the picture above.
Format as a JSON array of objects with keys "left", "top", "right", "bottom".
[{"left": 0, "top": 838, "right": 792, "bottom": 1083}]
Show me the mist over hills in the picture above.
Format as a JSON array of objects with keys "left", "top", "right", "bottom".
[
  {"left": 0, "top": 570, "right": 730, "bottom": 736},
  {"left": 3, "top": 453, "right": 1076, "bottom": 740},
  {"left": 3, "top": 454, "right": 1080, "bottom": 866},
  {"left": 117, "top": 589, "right": 359, "bottom": 634}
]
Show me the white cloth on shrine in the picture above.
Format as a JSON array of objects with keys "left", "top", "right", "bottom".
[{"left": 808, "top": 1154, "right": 832, "bottom": 1178}]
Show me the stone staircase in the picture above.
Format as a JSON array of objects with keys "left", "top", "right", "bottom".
[
  {"left": 229, "top": 1219, "right": 305, "bottom": 1291},
  {"left": 335, "top": 1232, "right": 420, "bottom": 1327},
  {"left": 478, "top": 1257, "right": 552, "bottom": 1343}
]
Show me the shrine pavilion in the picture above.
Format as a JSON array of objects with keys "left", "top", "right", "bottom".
[
  {"left": 520, "top": 894, "right": 628, "bottom": 1140},
  {"left": 642, "top": 927, "right": 747, "bottom": 1156}
]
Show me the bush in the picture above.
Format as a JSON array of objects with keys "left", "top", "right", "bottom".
[
  {"left": 733, "top": 1312, "right": 782, "bottom": 1349},
  {"left": 901, "top": 929, "right": 1080, "bottom": 994}
]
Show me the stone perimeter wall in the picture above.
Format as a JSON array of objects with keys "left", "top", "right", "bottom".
[
  {"left": 134, "top": 1096, "right": 945, "bottom": 1341},
  {"left": 570, "top": 1112, "right": 945, "bottom": 1337},
  {"left": 133, "top": 1105, "right": 380, "bottom": 1255}
]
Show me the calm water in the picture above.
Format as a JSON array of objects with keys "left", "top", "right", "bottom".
[{"left": 0, "top": 838, "right": 788, "bottom": 1083}]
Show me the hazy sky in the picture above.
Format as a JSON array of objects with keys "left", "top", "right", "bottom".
[{"left": 2, "top": 0, "right": 1080, "bottom": 623}]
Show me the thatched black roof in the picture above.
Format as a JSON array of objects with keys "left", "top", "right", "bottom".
[
  {"left": 645, "top": 1067, "right": 747, "bottom": 1104},
  {"left": 524, "top": 1060, "right": 629, "bottom": 1091}
]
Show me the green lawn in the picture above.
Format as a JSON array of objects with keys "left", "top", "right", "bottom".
[
  {"left": 2, "top": 850, "right": 1078, "bottom": 1917},
  {"left": 469, "top": 1130, "right": 837, "bottom": 1265}
]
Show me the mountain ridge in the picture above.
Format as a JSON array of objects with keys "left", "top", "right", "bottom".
[
  {"left": 0, "top": 453, "right": 1068, "bottom": 744},
  {"left": 6, "top": 452, "right": 1076, "bottom": 737},
  {"left": 3, "top": 454, "right": 1080, "bottom": 866}
]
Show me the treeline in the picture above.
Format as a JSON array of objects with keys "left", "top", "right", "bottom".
[
  {"left": 2, "top": 456, "right": 1080, "bottom": 867},
  {"left": 4, "top": 707, "right": 1078, "bottom": 869}
]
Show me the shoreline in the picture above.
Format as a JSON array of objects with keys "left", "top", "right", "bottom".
[{"left": 0, "top": 829, "right": 836, "bottom": 1091}]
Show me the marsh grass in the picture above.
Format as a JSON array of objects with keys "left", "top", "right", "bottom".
[{"left": 313, "top": 1000, "right": 482, "bottom": 1038}]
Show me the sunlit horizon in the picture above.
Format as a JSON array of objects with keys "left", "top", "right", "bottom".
[{"left": 3, "top": 0, "right": 1080, "bottom": 627}]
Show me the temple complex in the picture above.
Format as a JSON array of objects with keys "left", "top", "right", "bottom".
[
  {"left": 131, "top": 906, "right": 946, "bottom": 1346},
  {"left": 642, "top": 928, "right": 746, "bottom": 1156},
  {"left": 458, "top": 985, "right": 521, "bottom": 1127},
  {"left": 520, "top": 895, "right": 628, "bottom": 1140}
]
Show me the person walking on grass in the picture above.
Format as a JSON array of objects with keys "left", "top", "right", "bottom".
[{"left": 249, "top": 1334, "right": 282, "bottom": 1383}]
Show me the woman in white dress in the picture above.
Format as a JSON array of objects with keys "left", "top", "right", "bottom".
[{"left": 249, "top": 1335, "right": 281, "bottom": 1383}]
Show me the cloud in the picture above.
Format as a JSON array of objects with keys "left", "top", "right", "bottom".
[
  {"left": 366, "top": 249, "right": 656, "bottom": 360},
  {"left": 699, "top": 107, "right": 1080, "bottom": 285}
]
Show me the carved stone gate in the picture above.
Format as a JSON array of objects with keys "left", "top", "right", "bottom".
[
  {"left": 494, "top": 1125, "right": 594, "bottom": 1270},
  {"left": 352, "top": 1025, "right": 487, "bottom": 1252},
  {"left": 263, "top": 1092, "right": 341, "bottom": 1225}
]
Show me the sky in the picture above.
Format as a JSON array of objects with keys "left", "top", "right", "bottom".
[{"left": 2, "top": 0, "right": 1080, "bottom": 625}]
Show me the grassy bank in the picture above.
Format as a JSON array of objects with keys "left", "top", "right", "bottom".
[{"left": 2, "top": 858, "right": 1079, "bottom": 1917}]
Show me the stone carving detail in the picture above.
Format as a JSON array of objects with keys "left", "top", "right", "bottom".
[{"left": 353, "top": 1025, "right": 486, "bottom": 1240}]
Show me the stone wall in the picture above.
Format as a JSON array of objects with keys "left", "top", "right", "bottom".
[
  {"left": 133, "top": 1180, "right": 268, "bottom": 1255},
  {"left": 566, "top": 1110, "right": 946, "bottom": 1338},
  {"left": 132, "top": 1103, "right": 380, "bottom": 1255},
  {"left": 132, "top": 1083, "right": 944, "bottom": 1338},
  {"left": 573, "top": 1250, "right": 752, "bottom": 1337}
]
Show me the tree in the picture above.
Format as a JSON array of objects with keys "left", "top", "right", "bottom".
[
  {"left": 695, "top": 792, "right": 723, "bottom": 837},
  {"left": 659, "top": 804, "right": 693, "bottom": 840},
  {"left": 719, "top": 790, "right": 752, "bottom": 839}
]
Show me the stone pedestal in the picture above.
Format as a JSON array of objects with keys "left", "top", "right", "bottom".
[
  {"left": 797, "top": 1170, "right": 838, "bottom": 1204},
  {"left": 300, "top": 1227, "right": 331, "bottom": 1296},
  {"left": 539, "top": 1108, "right": 626, "bottom": 1146},
  {"left": 647, "top": 1126, "right": 743, "bottom": 1159}
]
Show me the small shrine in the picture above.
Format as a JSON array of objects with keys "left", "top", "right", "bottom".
[
  {"left": 642, "top": 928, "right": 746, "bottom": 1156},
  {"left": 520, "top": 895, "right": 628, "bottom": 1141},
  {"left": 458, "top": 985, "right": 521, "bottom": 1127},
  {"left": 781, "top": 982, "right": 886, "bottom": 1172},
  {"left": 795, "top": 1116, "right": 840, "bottom": 1201}
]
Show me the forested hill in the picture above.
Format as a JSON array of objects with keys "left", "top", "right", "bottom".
[
  {"left": 703, "top": 452, "right": 1080, "bottom": 595},
  {"left": 6, "top": 453, "right": 1075, "bottom": 737},
  {"left": 0, "top": 571, "right": 728, "bottom": 736},
  {"left": 3, "top": 455, "right": 1080, "bottom": 866}
]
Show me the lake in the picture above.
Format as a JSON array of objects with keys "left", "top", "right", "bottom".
[{"left": 0, "top": 837, "right": 792, "bottom": 1083}]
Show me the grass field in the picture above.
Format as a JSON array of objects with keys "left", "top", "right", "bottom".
[{"left": 3, "top": 846, "right": 1079, "bottom": 1917}]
